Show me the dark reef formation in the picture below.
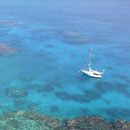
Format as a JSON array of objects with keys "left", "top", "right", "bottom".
[
  {"left": 0, "top": 110, "right": 130, "bottom": 130},
  {"left": 55, "top": 89, "right": 101, "bottom": 103}
]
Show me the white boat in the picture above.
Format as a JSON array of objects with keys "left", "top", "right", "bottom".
[{"left": 80, "top": 48, "right": 105, "bottom": 78}]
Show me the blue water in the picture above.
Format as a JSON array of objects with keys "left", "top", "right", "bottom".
[{"left": 0, "top": 0, "right": 130, "bottom": 121}]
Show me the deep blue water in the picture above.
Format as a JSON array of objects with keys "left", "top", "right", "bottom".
[{"left": 0, "top": 0, "right": 130, "bottom": 121}]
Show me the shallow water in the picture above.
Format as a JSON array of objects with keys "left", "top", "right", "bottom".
[{"left": 0, "top": 0, "right": 130, "bottom": 121}]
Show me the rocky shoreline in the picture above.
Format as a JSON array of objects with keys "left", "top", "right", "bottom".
[{"left": 0, "top": 110, "right": 130, "bottom": 130}]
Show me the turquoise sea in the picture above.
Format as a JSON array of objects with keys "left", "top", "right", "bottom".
[{"left": 0, "top": 0, "right": 130, "bottom": 121}]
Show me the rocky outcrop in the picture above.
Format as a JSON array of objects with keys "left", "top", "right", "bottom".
[
  {"left": 0, "top": 110, "right": 64, "bottom": 130},
  {"left": 0, "top": 110, "right": 130, "bottom": 130}
]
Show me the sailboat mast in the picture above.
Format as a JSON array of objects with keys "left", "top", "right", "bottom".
[{"left": 89, "top": 47, "right": 92, "bottom": 69}]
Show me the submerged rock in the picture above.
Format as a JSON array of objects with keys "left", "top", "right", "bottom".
[{"left": 5, "top": 87, "right": 28, "bottom": 98}]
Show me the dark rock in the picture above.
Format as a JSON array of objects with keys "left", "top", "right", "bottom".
[
  {"left": 113, "top": 120, "right": 130, "bottom": 130},
  {"left": 55, "top": 91, "right": 71, "bottom": 100},
  {"left": 50, "top": 106, "right": 59, "bottom": 112},
  {"left": 66, "top": 116, "right": 112, "bottom": 130}
]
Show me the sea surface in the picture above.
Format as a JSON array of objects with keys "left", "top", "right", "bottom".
[{"left": 0, "top": 0, "right": 130, "bottom": 121}]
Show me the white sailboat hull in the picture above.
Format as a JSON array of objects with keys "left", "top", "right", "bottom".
[
  {"left": 81, "top": 69, "right": 102, "bottom": 78},
  {"left": 80, "top": 47, "right": 105, "bottom": 78}
]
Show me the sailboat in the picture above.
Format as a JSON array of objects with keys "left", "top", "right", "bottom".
[{"left": 80, "top": 48, "right": 105, "bottom": 78}]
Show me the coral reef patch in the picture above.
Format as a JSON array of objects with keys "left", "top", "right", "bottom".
[
  {"left": 0, "top": 110, "right": 64, "bottom": 130},
  {"left": 0, "top": 110, "right": 130, "bottom": 130},
  {"left": 61, "top": 31, "right": 89, "bottom": 45},
  {"left": 1, "top": 21, "right": 19, "bottom": 25},
  {"left": 19, "top": 76, "right": 34, "bottom": 82},
  {"left": 5, "top": 87, "right": 28, "bottom": 98}
]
